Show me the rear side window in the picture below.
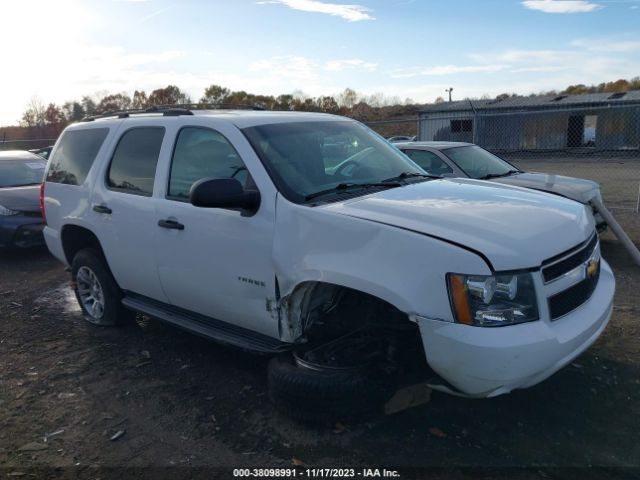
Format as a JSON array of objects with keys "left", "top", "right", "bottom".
[
  {"left": 46, "top": 128, "right": 109, "bottom": 185},
  {"left": 107, "top": 127, "right": 165, "bottom": 196},
  {"left": 168, "top": 127, "right": 248, "bottom": 200}
]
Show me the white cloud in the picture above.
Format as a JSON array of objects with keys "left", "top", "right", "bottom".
[
  {"left": 391, "top": 64, "right": 506, "bottom": 78},
  {"left": 250, "top": 56, "right": 320, "bottom": 80},
  {"left": 324, "top": 59, "right": 378, "bottom": 71},
  {"left": 521, "top": 0, "right": 602, "bottom": 13},
  {"left": 470, "top": 49, "right": 574, "bottom": 64},
  {"left": 256, "top": 0, "right": 374, "bottom": 21},
  {"left": 571, "top": 38, "right": 640, "bottom": 52},
  {"left": 140, "top": 7, "right": 171, "bottom": 23}
]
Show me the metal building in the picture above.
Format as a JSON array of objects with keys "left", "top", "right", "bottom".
[{"left": 418, "top": 91, "right": 640, "bottom": 152}]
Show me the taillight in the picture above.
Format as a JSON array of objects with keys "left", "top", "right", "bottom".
[{"left": 40, "top": 182, "right": 47, "bottom": 225}]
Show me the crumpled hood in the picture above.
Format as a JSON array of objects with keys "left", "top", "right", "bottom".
[
  {"left": 0, "top": 185, "right": 41, "bottom": 213},
  {"left": 322, "top": 179, "right": 594, "bottom": 271},
  {"left": 489, "top": 172, "right": 600, "bottom": 204}
]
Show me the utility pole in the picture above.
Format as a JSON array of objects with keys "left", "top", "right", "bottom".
[{"left": 445, "top": 88, "right": 453, "bottom": 102}]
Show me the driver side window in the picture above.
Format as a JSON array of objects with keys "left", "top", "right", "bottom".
[
  {"left": 403, "top": 149, "right": 453, "bottom": 175},
  {"left": 168, "top": 127, "right": 249, "bottom": 200}
]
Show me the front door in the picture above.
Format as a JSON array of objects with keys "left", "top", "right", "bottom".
[{"left": 153, "top": 125, "right": 278, "bottom": 338}]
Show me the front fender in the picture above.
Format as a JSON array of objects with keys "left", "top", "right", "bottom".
[{"left": 273, "top": 197, "right": 492, "bottom": 324}]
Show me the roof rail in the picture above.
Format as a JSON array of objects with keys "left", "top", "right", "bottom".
[{"left": 81, "top": 103, "right": 266, "bottom": 122}]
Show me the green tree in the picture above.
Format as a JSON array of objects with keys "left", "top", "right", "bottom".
[
  {"left": 44, "top": 103, "right": 66, "bottom": 125},
  {"left": 148, "top": 85, "right": 191, "bottom": 105},
  {"left": 316, "top": 96, "right": 339, "bottom": 113},
  {"left": 200, "top": 85, "right": 230, "bottom": 104},
  {"left": 132, "top": 90, "right": 148, "bottom": 109},
  {"left": 563, "top": 84, "right": 589, "bottom": 95},
  {"left": 96, "top": 93, "right": 132, "bottom": 113},
  {"left": 62, "top": 101, "right": 85, "bottom": 122},
  {"left": 81, "top": 96, "right": 97, "bottom": 116}
]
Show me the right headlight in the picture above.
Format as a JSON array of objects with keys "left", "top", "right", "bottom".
[{"left": 447, "top": 271, "right": 539, "bottom": 327}]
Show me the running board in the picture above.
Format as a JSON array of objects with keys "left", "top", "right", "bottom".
[{"left": 121, "top": 293, "right": 291, "bottom": 354}]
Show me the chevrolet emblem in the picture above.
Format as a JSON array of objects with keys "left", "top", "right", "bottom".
[{"left": 586, "top": 257, "right": 600, "bottom": 279}]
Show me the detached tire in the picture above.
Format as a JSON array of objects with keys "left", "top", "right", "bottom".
[
  {"left": 71, "top": 248, "right": 133, "bottom": 326},
  {"left": 267, "top": 354, "right": 397, "bottom": 422}
]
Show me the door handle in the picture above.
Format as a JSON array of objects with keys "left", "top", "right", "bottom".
[
  {"left": 93, "top": 205, "right": 112, "bottom": 214},
  {"left": 158, "top": 219, "right": 185, "bottom": 230}
]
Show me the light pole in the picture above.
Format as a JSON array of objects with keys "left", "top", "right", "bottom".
[{"left": 445, "top": 88, "right": 453, "bottom": 102}]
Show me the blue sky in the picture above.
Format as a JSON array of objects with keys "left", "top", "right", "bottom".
[{"left": 1, "top": 0, "right": 639, "bottom": 125}]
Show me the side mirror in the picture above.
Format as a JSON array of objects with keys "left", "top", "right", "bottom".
[{"left": 189, "top": 177, "right": 260, "bottom": 212}]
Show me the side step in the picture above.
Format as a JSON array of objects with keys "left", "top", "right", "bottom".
[{"left": 122, "top": 293, "right": 291, "bottom": 354}]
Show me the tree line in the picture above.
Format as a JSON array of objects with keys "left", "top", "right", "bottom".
[
  {"left": 18, "top": 85, "right": 417, "bottom": 129},
  {"left": 15, "top": 76, "right": 640, "bottom": 132}
]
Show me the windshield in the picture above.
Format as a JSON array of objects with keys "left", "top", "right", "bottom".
[
  {"left": 0, "top": 159, "right": 46, "bottom": 187},
  {"left": 443, "top": 145, "right": 519, "bottom": 179},
  {"left": 243, "top": 121, "right": 424, "bottom": 203}
]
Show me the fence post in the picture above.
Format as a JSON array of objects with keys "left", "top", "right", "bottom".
[
  {"left": 636, "top": 182, "right": 640, "bottom": 214},
  {"left": 467, "top": 99, "right": 477, "bottom": 144}
]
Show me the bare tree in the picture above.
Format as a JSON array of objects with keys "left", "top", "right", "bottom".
[{"left": 20, "top": 96, "right": 47, "bottom": 127}]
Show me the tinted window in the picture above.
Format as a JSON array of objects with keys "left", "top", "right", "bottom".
[
  {"left": 403, "top": 149, "right": 453, "bottom": 175},
  {"left": 168, "top": 128, "right": 248, "bottom": 199},
  {"left": 107, "top": 128, "right": 164, "bottom": 196},
  {"left": 46, "top": 128, "right": 109, "bottom": 185},
  {"left": 0, "top": 159, "right": 46, "bottom": 187}
]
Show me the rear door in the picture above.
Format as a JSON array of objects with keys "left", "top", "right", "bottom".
[{"left": 90, "top": 123, "right": 169, "bottom": 302}]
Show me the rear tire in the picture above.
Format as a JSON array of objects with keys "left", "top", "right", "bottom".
[
  {"left": 267, "top": 353, "right": 397, "bottom": 422},
  {"left": 71, "top": 248, "right": 133, "bottom": 326}
]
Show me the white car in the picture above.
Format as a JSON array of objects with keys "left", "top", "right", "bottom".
[{"left": 41, "top": 107, "right": 615, "bottom": 419}]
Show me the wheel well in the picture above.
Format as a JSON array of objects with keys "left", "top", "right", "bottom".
[
  {"left": 281, "top": 281, "right": 428, "bottom": 378},
  {"left": 60, "top": 225, "right": 104, "bottom": 265},
  {"left": 280, "top": 281, "right": 411, "bottom": 342}
]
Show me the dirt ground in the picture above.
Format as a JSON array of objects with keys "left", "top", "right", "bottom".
[{"left": 1, "top": 220, "right": 639, "bottom": 478}]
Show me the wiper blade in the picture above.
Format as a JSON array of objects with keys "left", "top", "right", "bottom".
[
  {"left": 382, "top": 171, "right": 442, "bottom": 182},
  {"left": 478, "top": 170, "right": 520, "bottom": 180},
  {"left": 305, "top": 182, "right": 401, "bottom": 201}
]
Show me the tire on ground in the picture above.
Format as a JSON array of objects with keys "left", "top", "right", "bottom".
[
  {"left": 71, "top": 248, "right": 133, "bottom": 326},
  {"left": 267, "top": 354, "right": 397, "bottom": 422}
]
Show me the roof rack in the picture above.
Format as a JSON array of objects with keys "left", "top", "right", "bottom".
[{"left": 81, "top": 103, "right": 266, "bottom": 122}]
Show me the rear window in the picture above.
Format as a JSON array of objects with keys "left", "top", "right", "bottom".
[
  {"left": 46, "top": 128, "right": 109, "bottom": 185},
  {"left": 0, "top": 159, "right": 46, "bottom": 187}
]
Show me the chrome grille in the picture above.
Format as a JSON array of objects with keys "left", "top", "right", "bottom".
[
  {"left": 542, "top": 233, "right": 598, "bottom": 283},
  {"left": 548, "top": 263, "right": 600, "bottom": 320},
  {"left": 542, "top": 232, "right": 601, "bottom": 320}
]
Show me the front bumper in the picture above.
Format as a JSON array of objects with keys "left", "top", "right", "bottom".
[
  {"left": 415, "top": 259, "right": 615, "bottom": 397},
  {"left": 0, "top": 215, "right": 45, "bottom": 248}
]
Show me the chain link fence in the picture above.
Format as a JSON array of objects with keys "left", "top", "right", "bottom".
[{"left": 417, "top": 103, "right": 640, "bottom": 210}]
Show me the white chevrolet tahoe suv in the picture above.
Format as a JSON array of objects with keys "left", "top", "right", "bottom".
[{"left": 42, "top": 107, "right": 615, "bottom": 419}]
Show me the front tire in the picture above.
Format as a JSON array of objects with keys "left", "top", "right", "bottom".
[
  {"left": 267, "top": 353, "right": 397, "bottom": 422},
  {"left": 71, "top": 248, "right": 132, "bottom": 326}
]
